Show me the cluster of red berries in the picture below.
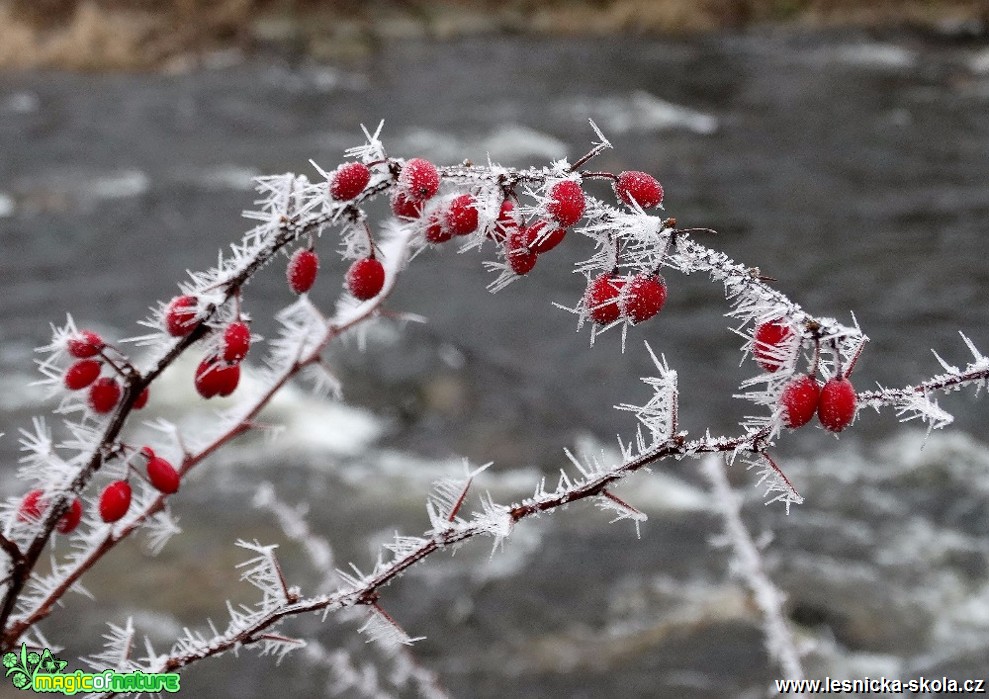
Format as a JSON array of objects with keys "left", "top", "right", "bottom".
[
  {"left": 197, "top": 321, "right": 250, "bottom": 399},
  {"left": 163, "top": 296, "right": 250, "bottom": 399},
  {"left": 17, "top": 489, "right": 82, "bottom": 533},
  {"left": 488, "top": 200, "right": 554, "bottom": 275},
  {"left": 492, "top": 180, "right": 585, "bottom": 276},
  {"left": 94, "top": 446, "right": 182, "bottom": 523},
  {"left": 583, "top": 272, "right": 668, "bottom": 325},
  {"left": 425, "top": 193, "right": 480, "bottom": 243},
  {"left": 781, "top": 372, "right": 857, "bottom": 432},
  {"left": 17, "top": 446, "right": 181, "bottom": 530},
  {"left": 63, "top": 330, "right": 149, "bottom": 414},
  {"left": 752, "top": 319, "right": 858, "bottom": 432}
]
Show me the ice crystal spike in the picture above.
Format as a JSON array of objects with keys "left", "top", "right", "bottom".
[
  {"left": 745, "top": 453, "right": 803, "bottom": 514},
  {"left": 144, "top": 511, "right": 182, "bottom": 555},
  {"left": 426, "top": 461, "right": 491, "bottom": 528},
  {"left": 357, "top": 607, "right": 423, "bottom": 649},
  {"left": 346, "top": 121, "right": 387, "bottom": 163},
  {"left": 235, "top": 540, "right": 290, "bottom": 606},
  {"left": 596, "top": 490, "right": 647, "bottom": 538},
  {"left": 614, "top": 343, "right": 678, "bottom": 452},
  {"left": 83, "top": 618, "right": 137, "bottom": 672}
]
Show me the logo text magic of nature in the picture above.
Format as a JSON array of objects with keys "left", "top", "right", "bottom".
[{"left": 3, "top": 644, "right": 180, "bottom": 694}]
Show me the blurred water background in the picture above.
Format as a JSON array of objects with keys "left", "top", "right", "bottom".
[{"left": 1, "top": 26, "right": 989, "bottom": 698}]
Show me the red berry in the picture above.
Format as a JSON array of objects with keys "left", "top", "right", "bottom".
[
  {"left": 56, "top": 498, "right": 83, "bottom": 534},
  {"left": 621, "top": 273, "right": 667, "bottom": 323},
  {"left": 99, "top": 481, "right": 131, "bottom": 523},
  {"left": 17, "top": 491, "right": 82, "bottom": 532},
  {"left": 505, "top": 226, "right": 538, "bottom": 275},
  {"left": 527, "top": 221, "right": 566, "bottom": 254},
  {"left": 133, "top": 386, "right": 150, "bottom": 410},
  {"left": 546, "top": 180, "right": 585, "bottom": 227},
  {"left": 424, "top": 211, "right": 454, "bottom": 243},
  {"left": 507, "top": 248, "right": 538, "bottom": 275},
  {"left": 754, "top": 320, "right": 793, "bottom": 373},
  {"left": 585, "top": 274, "right": 625, "bottom": 325},
  {"left": 490, "top": 199, "right": 519, "bottom": 241},
  {"left": 329, "top": 162, "right": 371, "bottom": 201},
  {"left": 89, "top": 377, "right": 121, "bottom": 414},
  {"left": 287, "top": 248, "right": 319, "bottom": 294},
  {"left": 67, "top": 330, "right": 104, "bottom": 358},
  {"left": 818, "top": 376, "right": 857, "bottom": 432},
  {"left": 64, "top": 359, "right": 102, "bottom": 391},
  {"left": 615, "top": 171, "right": 664, "bottom": 209},
  {"left": 195, "top": 357, "right": 240, "bottom": 399},
  {"left": 399, "top": 158, "right": 440, "bottom": 200},
  {"left": 222, "top": 321, "right": 251, "bottom": 363},
  {"left": 165, "top": 295, "right": 199, "bottom": 337},
  {"left": 18, "top": 490, "right": 45, "bottom": 522},
  {"left": 346, "top": 257, "right": 386, "bottom": 300},
  {"left": 391, "top": 191, "right": 424, "bottom": 219},
  {"left": 780, "top": 374, "right": 821, "bottom": 428},
  {"left": 146, "top": 455, "right": 180, "bottom": 494},
  {"left": 445, "top": 194, "right": 479, "bottom": 236}
]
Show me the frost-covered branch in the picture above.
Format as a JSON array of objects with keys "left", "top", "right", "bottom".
[{"left": 700, "top": 455, "right": 805, "bottom": 688}]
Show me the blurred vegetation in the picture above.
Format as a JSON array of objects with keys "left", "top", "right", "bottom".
[{"left": 0, "top": 0, "right": 986, "bottom": 70}]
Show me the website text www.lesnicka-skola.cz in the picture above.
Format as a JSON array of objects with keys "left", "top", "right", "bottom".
[{"left": 776, "top": 676, "right": 986, "bottom": 694}]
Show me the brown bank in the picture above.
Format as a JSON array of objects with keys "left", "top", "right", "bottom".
[{"left": 0, "top": 0, "right": 987, "bottom": 71}]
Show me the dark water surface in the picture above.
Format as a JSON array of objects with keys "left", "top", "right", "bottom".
[{"left": 1, "top": 29, "right": 988, "bottom": 698}]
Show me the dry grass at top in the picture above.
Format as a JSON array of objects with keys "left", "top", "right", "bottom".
[{"left": 0, "top": 0, "right": 986, "bottom": 71}]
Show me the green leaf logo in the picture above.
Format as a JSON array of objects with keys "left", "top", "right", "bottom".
[{"left": 3, "top": 644, "right": 66, "bottom": 691}]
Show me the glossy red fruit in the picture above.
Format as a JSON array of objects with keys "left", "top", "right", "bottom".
[
  {"left": 507, "top": 249, "right": 538, "bottom": 275},
  {"left": 585, "top": 274, "right": 625, "bottom": 325},
  {"left": 222, "top": 321, "right": 251, "bottom": 363},
  {"left": 329, "top": 162, "right": 371, "bottom": 201},
  {"left": 56, "top": 498, "right": 83, "bottom": 534},
  {"left": 89, "top": 377, "right": 121, "bottom": 414},
  {"left": 546, "top": 180, "right": 585, "bottom": 227},
  {"left": 287, "top": 248, "right": 319, "bottom": 294},
  {"left": 622, "top": 273, "right": 667, "bottom": 323},
  {"left": 445, "top": 194, "right": 479, "bottom": 236},
  {"left": 754, "top": 320, "right": 793, "bottom": 373},
  {"left": 195, "top": 357, "right": 240, "bottom": 399},
  {"left": 615, "top": 171, "right": 664, "bottom": 209},
  {"left": 67, "top": 330, "right": 104, "bottom": 358},
  {"left": 391, "top": 191, "right": 424, "bottom": 219},
  {"left": 818, "top": 376, "right": 857, "bottom": 432},
  {"left": 133, "top": 387, "right": 150, "bottom": 410},
  {"left": 346, "top": 257, "right": 386, "bottom": 300},
  {"left": 64, "top": 359, "right": 102, "bottom": 390},
  {"left": 165, "top": 295, "right": 199, "bottom": 337},
  {"left": 399, "top": 158, "right": 440, "bottom": 200},
  {"left": 99, "top": 481, "right": 132, "bottom": 523},
  {"left": 780, "top": 374, "right": 821, "bottom": 428},
  {"left": 527, "top": 220, "right": 566, "bottom": 254},
  {"left": 17, "top": 489, "right": 45, "bottom": 522},
  {"left": 505, "top": 226, "right": 538, "bottom": 275},
  {"left": 147, "top": 455, "right": 180, "bottom": 494}
]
